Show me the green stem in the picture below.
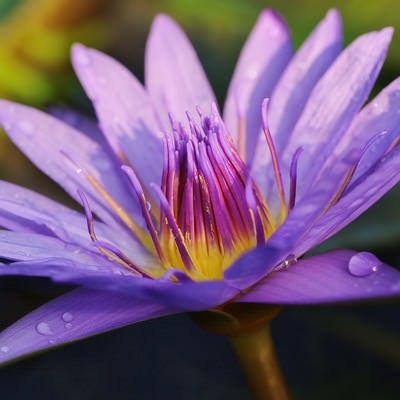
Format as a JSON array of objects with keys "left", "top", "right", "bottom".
[{"left": 229, "top": 325, "right": 290, "bottom": 400}]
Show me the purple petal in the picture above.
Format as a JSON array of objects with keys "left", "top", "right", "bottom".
[
  {"left": 224, "top": 9, "right": 292, "bottom": 162},
  {"left": 252, "top": 9, "right": 342, "bottom": 194},
  {"left": 0, "top": 256, "right": 238, "bottom": 311},
  {"left": 79, "top": 277, "right": 238, "bottom": 311},
  {"left": 0, "top": 100, "right": 143, "bottom": 229},
  {"left": 0, "top": 231, "right": 128, "bottom": 274},
  {"left": 71, "top": 44, "right": 163, "bottom": 191},
  {"left": 0, "top": 288, "right": 175, "bottom": 365},
  {"left": 294, "top": 147, "right": 400, "bottom": 255},
  {"left": 238, "top": 250, "right": 400, "bottom": 304},
  {"left": 145, "top": 14, "right": 216, "bottom": 127},
  {"left": 0, "top": 181, "right": 149, "bottom": 263},
  {"left": 284, "top": 27, "right": 393, "bottom": 197},
  {"left": 319, "top": 77, "right": 400, "bottom": 181},
  {"left": 48, "top": 105, "right": 104, "bottom": 144}
]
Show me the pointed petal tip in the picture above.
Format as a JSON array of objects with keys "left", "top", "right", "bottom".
[
  {"left": 150, "top": 13, "right": 179, "bottom": 33},
  {"left": 324, "top": 9, "right": 342, "bottom": 30},
  {"left": 363, "top": 26, "right": 394, "bottom": 43},
  {"left": 258, "top": 9, "right": 287, "bottom": 31},
  {"left": 381, "top": 26, "right": 394, "bottom": 40},
  {"left": 71, "top": 43, "right": 92, "bottom": 69}
]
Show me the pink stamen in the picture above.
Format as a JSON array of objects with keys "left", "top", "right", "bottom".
[
  {"left": 245, "top": 181, "right": 265, "bottom": 245},
  {"left": 289, "top": 147, "right": 303, "bottom": 211},
  {"left": 151, "top": 184, "right": 195, "bottom": 272},
  {"left": 232, "top": 87, "right": 246, "bottom": 159},
  {"left": 121, "top": 165, "right": 165, "bottom": 263},
  {"left": 77, "top": 189, "right": 97, "bottom": 242},
  {"left": 261, "top": 98, "right": 287, "bottom": 212},
  {"left": 196, "top": 140, "right": 236, "bottom": 249},
  {"left": 77, "top": 189, "right": 148, "bottom": 277}
]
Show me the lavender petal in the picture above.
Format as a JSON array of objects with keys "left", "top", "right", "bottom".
[
  {"left": 0, "top": 100, "right": 144, "bottom": 229},
  {"left": 71, "top": 44, "right": 163, "bottom": 192},
  {"left": 238, "top": 250, "right": 400, "bottom": 304},
  {"left": 145, "top": 14, "right": 216, "bottom": 128},
  {"left": 0, "top": 288, "right": 175, "bottom": 365},
  {"left": 0, "top": 181, "right": 150, "bottom": 265},
  {"left": 224, "top": 9, "right": 292, "bottom": 162},
  {"left": 295, "top": 147, "right": 400, "bottom": 255},
  {"left": 284, "top": 28, "right": 393, "bottom": 198},
  {"left": 252, "top": 9, "right": 342, "bottom": 195}
]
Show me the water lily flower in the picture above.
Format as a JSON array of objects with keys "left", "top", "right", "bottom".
[{"left": 0, "top": 8, "right": 399, "bottom": 371}]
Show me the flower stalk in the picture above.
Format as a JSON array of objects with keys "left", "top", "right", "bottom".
[
  {"left": 229, "top": 324, "right": 290, "bottom": 400},
  {"left": 191, "top": 303, "right": 289, "bottom": 400}
]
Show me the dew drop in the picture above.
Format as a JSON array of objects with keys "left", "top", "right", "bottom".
[
  {"left": 283, "top": 254, "right": 297, "bottom": 267},
  {"left": 97, "top": 76, "right": 107, "bottom": 85},
  {"left": 146, "top": 201, "right": 152, "bottom": 211},
  {"left": 391, "top": 281, "right": 400, "bottom": 292},
  {"left": 61, "top": 312, "right": 74, "bottom": 323},
  {"left": 96, "top": 159, "right": 111, "bottom": 172},
  {"left": 65, "top": 323, "right": 73, "bottom": 329},
  {"left": 7, "top": 105, "right": 16, "bottom": 114},
  {"left": 2, "top": 121, "right": 12, "bottom": 131},
  {"left": 275, "top": 254, "right": 297, "bottom": 271},
  {"left": 348, "top": 252, "right": 380, "bottom": 277},
  {"left": 18, "top": 120, "right": 33, "bottom": 134},
  {"left": 0, "top": 346, "right": 9, "bottom": 353},
  {"left": 247, "top": 65, "right": 258, "bottom": 79},
  {"left": 75, "top": 47, "right": 91, "bottom": 65},
  {"left": 36, "top": 322, "right": 54, "bottom": 336}
]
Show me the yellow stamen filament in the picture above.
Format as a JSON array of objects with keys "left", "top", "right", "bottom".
[{"left": 85, "top": 174, "right": 155, "bottom": 253}]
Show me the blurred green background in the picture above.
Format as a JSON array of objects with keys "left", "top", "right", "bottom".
[{"left": 0, "top": 0, "right": 399, "bottom": 399}]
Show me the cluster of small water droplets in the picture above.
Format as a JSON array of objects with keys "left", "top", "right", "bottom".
[
  {"left": 34, "top": 312, "right": 75, "bottom": 339},
  {"left": 62, "top": 312, "right": 74, "bottom": 329}
]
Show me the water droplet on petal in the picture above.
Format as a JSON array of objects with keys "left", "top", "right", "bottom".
[
  {"left": 275, "top": 254, "right": 297, "bottom": 271},
  {"left": 61, "top": 312, "right": 74, "bottom": 323},
  {"left": 48, "top": 339, "right": 56, "bottom": 345},
  {"left": 3, "top": 121, "right": 12, "bottom": 131},
  {"left": 75, "top": 47, "right": 91, "bottom": 65},
  {"left": 96, "top": 159, "right": 111, "bottom": 172},
  {"left": 284, "top": 254, "right": 297, "bottom": 267},
  {"left": 391, "top": 281, "right": 400, "bottom": 292},
  {"left": 65, "top": 323, "right": 73, "bottom": 329},
  {"left": 146, "top": 201, "right": 152, "bottom": 211},
  {"left": 36, "top": 322, "right": 54, "bottom": 336},
  {"left": 0, "top": 346, "right": 9, "bottom": 353},
  {"left": 348, "top": 252, "right": 381, "bottom": 277},
  {"left": 18, "top": 120, "right": 33, "bottom": 135}
]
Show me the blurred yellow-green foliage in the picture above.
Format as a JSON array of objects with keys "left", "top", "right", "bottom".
[
  {"left": 0, "top": 0, "right": 107, "bottom": 104},
  {"left": 2, "top": 0, "right": 400, "bottom": 105},
  {"left": 107, "top": 0, "right": 400, "bottom": 96}
]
